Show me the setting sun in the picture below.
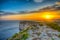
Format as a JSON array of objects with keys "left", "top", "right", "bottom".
[
  {"left": 40, "top": 12, "right": 57, "bottom": 20},
  {"left": 42, "top": 14, "right": 54, "bottom": 19}
]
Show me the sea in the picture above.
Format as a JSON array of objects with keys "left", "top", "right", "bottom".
[{"left": 0, "top": 20, "right": 19, "bottom": 40}]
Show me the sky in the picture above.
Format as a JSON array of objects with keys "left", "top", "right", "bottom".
[{"left": 0, "top": 0, "right": 59, "bottom": 13}]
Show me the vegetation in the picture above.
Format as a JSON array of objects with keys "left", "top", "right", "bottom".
[
  {"left": 58, "top": 34, "right": 60, "bottom": 38},
  {"left": 8, "top": 27, "right": 29, "bottom": 40},
  {"left": 46, "top": 22, "right": 60, "bottom": 32},
  {"left": 51, "top": 38, "right": 55, "bottom": 40}
]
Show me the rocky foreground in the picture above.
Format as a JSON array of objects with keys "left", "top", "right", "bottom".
[{"left": 8, "top": 21, "right": 60, "bottom": 40}]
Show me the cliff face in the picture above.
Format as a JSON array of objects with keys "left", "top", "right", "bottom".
[{"left": 19, "top": 21, "right": 43, "bottom": 31}]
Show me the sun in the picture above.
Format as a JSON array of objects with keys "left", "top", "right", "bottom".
[
  {"left": 43, "top": 14, "right": 53, "bottom": 19},
  {"left": 41, "top": 12, "right": 55, "bottom": 20}
]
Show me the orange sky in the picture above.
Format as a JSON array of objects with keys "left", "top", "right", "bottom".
[{"left": 0, "top": 11, "right": 60, "bottom": 21}]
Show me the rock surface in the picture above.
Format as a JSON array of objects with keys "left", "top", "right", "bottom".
[{"left": 18, "top": 21, "right": 60, "bottom": 40}]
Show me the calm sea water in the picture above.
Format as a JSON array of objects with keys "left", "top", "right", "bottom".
[{"left": 0, "top": 20, "right": 19, "bottom": 40}]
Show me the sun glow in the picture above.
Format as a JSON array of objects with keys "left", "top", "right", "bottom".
[
  {"left": 42, "top": 14, "right": 54, "bottom": 19},
  {"left": 40, "top": 12, "right": 56, "bottom": 20}
]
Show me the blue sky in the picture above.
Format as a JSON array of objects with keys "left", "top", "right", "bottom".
[{"left": 0, "top": 0, "right": 58, "bottom": 12}]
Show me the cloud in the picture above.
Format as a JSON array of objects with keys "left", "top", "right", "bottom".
[{"left": 33, "top": 0, "right": 43, "bottom": 3}]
